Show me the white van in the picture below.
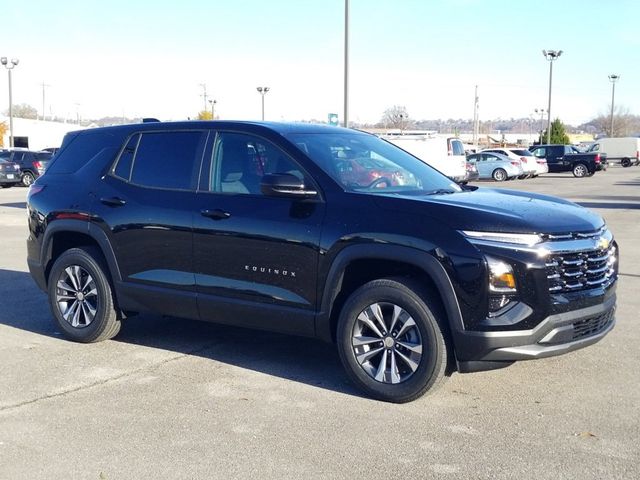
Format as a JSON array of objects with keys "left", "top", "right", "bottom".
[
  {"left": 383, "top": 135, "right": 467, "bottom": 182},
  {"left": 589, "top": 137, "right": 640, "bottom": 167}
]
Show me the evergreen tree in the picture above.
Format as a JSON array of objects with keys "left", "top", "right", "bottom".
[{"left": 539, "top": 118, "right": 570, "bottom": 144}]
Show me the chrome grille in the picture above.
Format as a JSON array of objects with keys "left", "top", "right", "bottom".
[{"left": 546, "top": 243, "right": 617, "bottom": 293}]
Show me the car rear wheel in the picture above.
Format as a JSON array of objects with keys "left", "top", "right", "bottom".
[
  {"left": 621, "top": 158, "right": 631, "bottom": 168},
  {"left": 48, "top": 247, "right": 121, "bottom": 343},
  {"left": 572, "top": 163, "right": 588, "bottom": 178},
  {"left": 21, "top": 171, "right": 35, "bottom": 187},
  {"left": 492, "top": 169, "right": 507, "bottom": 181},
  {"left": 337, "top": 278, "right": 448, "bottom": 403}
]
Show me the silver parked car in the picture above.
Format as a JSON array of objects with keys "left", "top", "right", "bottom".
[{"left": 466, "top": 152, "right": 524, "bottom": 181}]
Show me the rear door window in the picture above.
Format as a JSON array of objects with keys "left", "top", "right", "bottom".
[{"left": 129, "top": 131, "right": 207, "bottom": 190}]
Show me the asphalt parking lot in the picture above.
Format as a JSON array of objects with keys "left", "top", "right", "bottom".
[{"left": 1, "top": 167, "right": 639, "bottom": 479}]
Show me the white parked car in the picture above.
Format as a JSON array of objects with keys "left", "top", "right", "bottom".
[
  {"left": 510, "top": 148, "right": 548, "bottom": 176},
  {"left": 482, "top": 148, "right": 541, "bottom": 177}
]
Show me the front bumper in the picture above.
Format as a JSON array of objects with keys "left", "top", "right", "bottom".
[{"left": 456, "top": 293, "right": 616, "bottom": 372}]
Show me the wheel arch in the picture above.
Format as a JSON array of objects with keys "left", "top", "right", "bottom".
[
  {"left": 41, "top": 220, "right": 122, "bottom": 287},
  {"left": 316, "top": 244, "right": 465, "bottom": 344}
]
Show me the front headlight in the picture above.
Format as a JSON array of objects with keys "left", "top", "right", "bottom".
[
  {"left": 486, "top": 256, "right": 516, "bottom": 293},
  {"left": 462, "top": 230, "right": 542, "bottom": 247}
]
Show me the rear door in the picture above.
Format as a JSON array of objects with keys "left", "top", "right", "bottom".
[{"left": 91, "top": 129, "right": 208, "bottom": 319}]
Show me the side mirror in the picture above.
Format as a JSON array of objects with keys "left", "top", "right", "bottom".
[{"left": 260, "top": 173, "right": 317, "bottom": 199}]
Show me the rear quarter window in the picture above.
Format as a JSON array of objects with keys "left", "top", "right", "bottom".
[{"left": 45, "top": 131, "right": 123, "bottom": 175}]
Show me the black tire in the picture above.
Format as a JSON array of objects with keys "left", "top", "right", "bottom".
[
  {"left": 336, "top": 278, "right": 448, "bottom": 403},
  {"left": 21, "top": 171, "right": 35, "bottom": 187},
  {"left": 492, "top": 169, "right": 507, "bottom": 182},
  {"left": 572, "top": 163, "right": 588, "bottom": 178},
  {"left": 621, "top": 158, "right": 631, "bottom": 168},
  {"left": 47, "top": 246, "right": 121, "bottom": 343}
]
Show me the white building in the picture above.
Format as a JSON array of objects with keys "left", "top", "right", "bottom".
[{"left": 0, "top": 116, "right": 88, "bottom": 150}]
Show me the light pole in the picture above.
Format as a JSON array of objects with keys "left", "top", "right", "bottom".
[
  {"left": 208, "top": 99, "right": 217, "bottom": 120},
  {"left": 534, "top": 108, "right": 546, "bottom": 144},
  {"left": 343, "top": 0, "right": 349, "bottom": 128},
  {"left": 542, "top": 49, "right": 562, "bottom": 145},
  {"left": 608, "top": 74, "right": 620, "bottom": 137},
  {"left": 256, "top": 87, "right": 270, "bottom": 121},
  {"left": 1, "top": 57, "right": 19, "bottom": 147}
]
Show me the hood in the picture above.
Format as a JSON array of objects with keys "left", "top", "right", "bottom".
[{"left": 373, "top": 187, "right": 604, "bottom": 234}]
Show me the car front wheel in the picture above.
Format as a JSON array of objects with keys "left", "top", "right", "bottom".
[
  {"left": 48, "top": 247, "right": 121, "bottom": 343},
  {"left": 337, "top": 278, "right": 448, "bottom": 403}
]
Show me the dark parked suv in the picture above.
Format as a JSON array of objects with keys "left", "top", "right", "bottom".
[
  {"left": 0, "top": 149, "right": 53, "bottom": 186},
  {"left": 27, "top": 121, "right": 618, "bottom": 402}
]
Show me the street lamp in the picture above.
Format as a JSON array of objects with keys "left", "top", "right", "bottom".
[
  {"left": 534, "top": 108, "right": 546, "bottom": 143},
  {"left": 256, "top": 87, "right": 270, "bottom": 121},
  {"left": 608, "top": 74, "right": 620, "bottom": 137},
  {"left": 542, "top": 49, "right": 563, "bottom": 145},
  {"left": 1, "top": 56, "right": 19, "bottom": 147},
  {"left": 208, "top": 99, "right": 217, "bottom": 120},
  {"left": 343, "top": 0, "right": 349, "bottom": 128}
]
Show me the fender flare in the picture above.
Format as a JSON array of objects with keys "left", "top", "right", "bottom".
[
  {"left": 41, "top": 220, "right": 122, "bottom": 285},
  {"left": 315, "top": 244, "right": 465, "bottom": 342}
]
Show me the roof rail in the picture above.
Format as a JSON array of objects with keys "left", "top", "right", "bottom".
[{"left": 142, "top": 118, "right": 160, "bottom": 123}]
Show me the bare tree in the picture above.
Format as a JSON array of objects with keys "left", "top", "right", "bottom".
[
  {"left": 589, "top": 105, "right": 639, "bottom": 137},
  {"left": 381, "top": 105, "right": 413, "bottom": 129},
  {"left": 4, "top": 103, "right": 38, "bottom": 119}
]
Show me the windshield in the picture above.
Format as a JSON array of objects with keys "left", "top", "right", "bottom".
[{"left": 286, "top": 131, "right": 462, "bottom": 194}]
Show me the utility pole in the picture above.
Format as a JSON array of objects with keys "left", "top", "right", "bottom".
[
  {"left": 199, "top": 83, "right": 208, "bottom": 113},
  {"left": 472, "top": 85, "right": 479, "bottom": 149},
  {"left": 41, "top": 81, "right": 50, "bottom": 121}
]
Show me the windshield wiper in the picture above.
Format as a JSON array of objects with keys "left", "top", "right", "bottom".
[{"left": 424, "top": 189, "right": 457, "bottom": 195}]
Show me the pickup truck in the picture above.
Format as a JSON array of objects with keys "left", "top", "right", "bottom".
[{"left": 529, "top": 144, "right": 607, "bottom": 177}]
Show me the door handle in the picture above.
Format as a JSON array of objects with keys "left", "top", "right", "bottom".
[
  {"left": 201, "top": 209, "right": 231, "bottom": 220},
  {"left": 100, "top": 196, "right": 127, "bottom": 207}
]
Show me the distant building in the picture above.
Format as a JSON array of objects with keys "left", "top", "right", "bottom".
[{"left": 0, "top": 117, "right": 88, "bottom": 150}]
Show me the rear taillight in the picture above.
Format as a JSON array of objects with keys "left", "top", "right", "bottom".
[
  {"left": 33, "top": 161, "right": 42, "bottom": 169},
  {"left": 520, "top": 157, "right": 528, "bottom": 164},
  {"left": 510, "top": 161, "right": 520, "bottom": 167},
  {"left": 636, "top": 150, "right": 639, "bottom": 160},
  {"left": 595, "top": 154, "right": 601, "bottom": 164}
]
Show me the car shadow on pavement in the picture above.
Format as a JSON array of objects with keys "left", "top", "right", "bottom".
[
  {"left": 0, "top": 268, "right": 361, "bottom": 399},
  {"left": 0, "top": 202, "right": 27, "bottom": 209}
]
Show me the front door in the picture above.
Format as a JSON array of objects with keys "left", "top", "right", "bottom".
[{"left": 193, "top": 131, "right": 325, "bottom": 336}]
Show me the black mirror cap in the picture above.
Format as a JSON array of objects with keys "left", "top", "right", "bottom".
[{"left": 260, "top": 173, "right": 317, "bottom": 199}]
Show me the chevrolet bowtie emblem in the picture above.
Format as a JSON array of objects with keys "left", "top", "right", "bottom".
[{"left": 597, "top": 236, "right": 610, "bottom": 250}]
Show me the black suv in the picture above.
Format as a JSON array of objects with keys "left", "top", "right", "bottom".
[
  {"left": 27, "top": 122, "right": 618, "bottom": 402},
  {"left": 0, "top": 149, "right": 53, "bottom": 186}
]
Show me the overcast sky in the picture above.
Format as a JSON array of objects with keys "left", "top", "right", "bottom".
[{"left": 1, "top": 0, "right": 638, "bottom": 125}]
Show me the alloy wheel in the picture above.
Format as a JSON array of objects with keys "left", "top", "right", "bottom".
[
  {"left": 55, "top": 265, "right": 98, "bottom": 328},
  {"left": 351, "top": 302, "right": 423, "bottom": 384}
]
